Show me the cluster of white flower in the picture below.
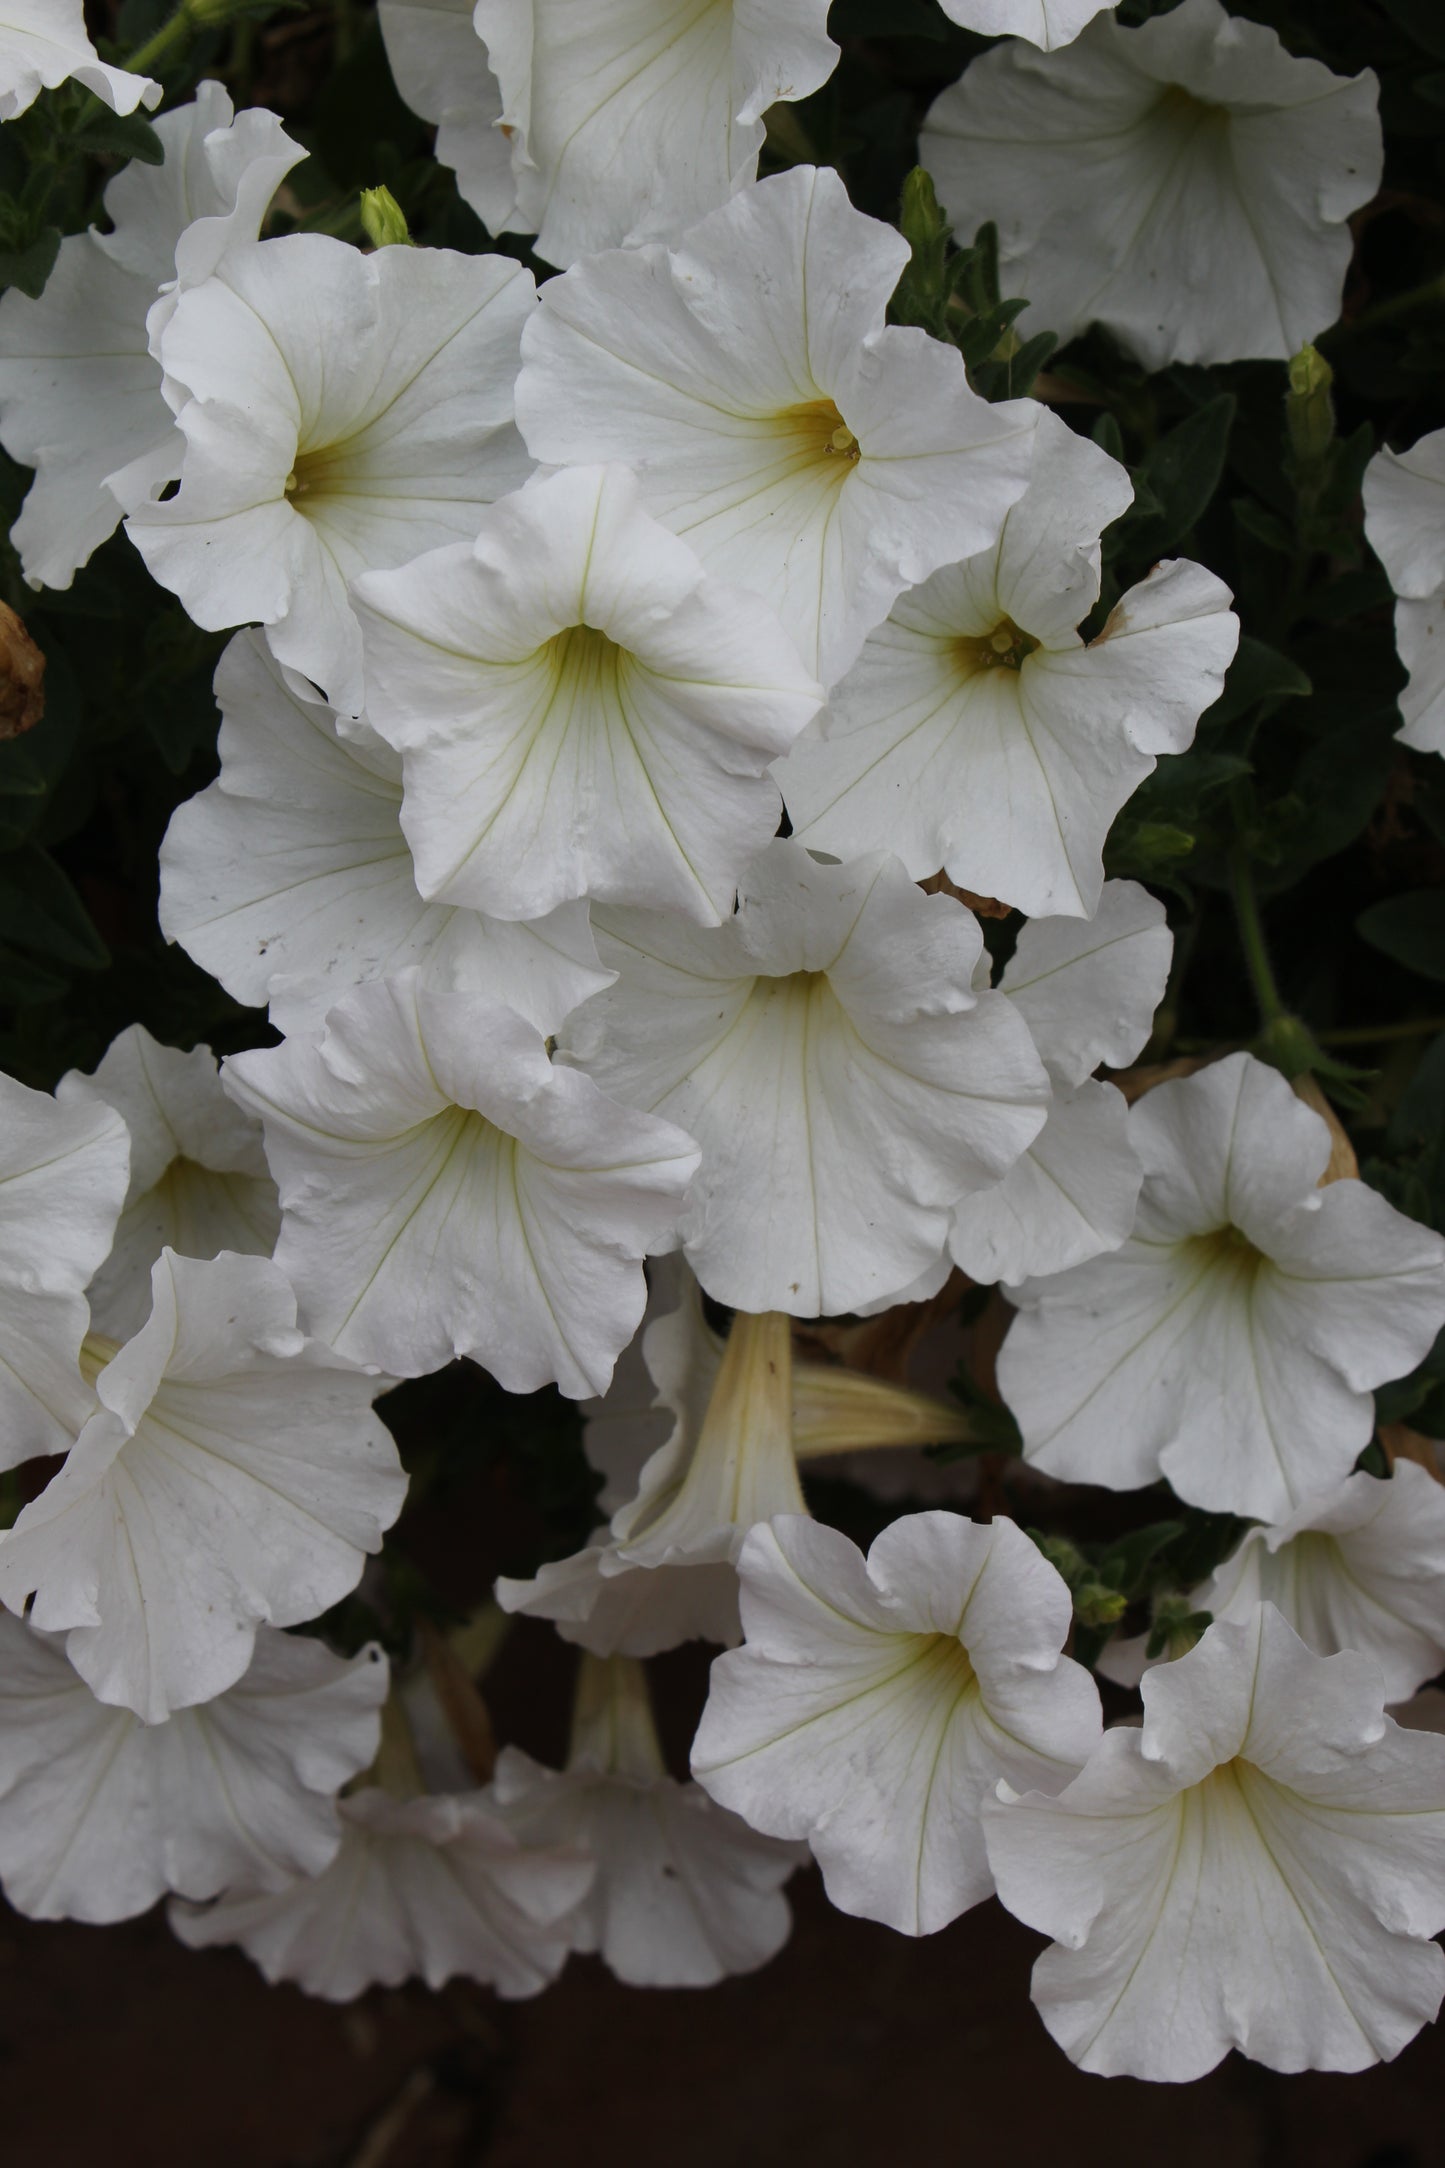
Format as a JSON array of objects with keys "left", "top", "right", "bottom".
[{"left": 0, "top": 0, "right": 1443, "bottom": 2088}]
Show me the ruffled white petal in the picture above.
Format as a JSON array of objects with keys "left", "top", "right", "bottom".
[
  {"left": 949, "top": 1079, "right": 1142, "bottom": 1285},
  {"left": 378, "top": 0, "right": 518, "bottom": 232},
  {"left": 936, "top": 0, "right": 1115, "bottom": 47},
  {"left": 0, "top": 1250, "right": 406, "bottom": 1721},
  {"left": 0, "top": 1, "right": 159, "bottom": 121},
  {"left": 921, "top": 0, "right": 1382, "bottom": 369},
  {"left": 692, "top": 1511, "right": 1101, "bottom": 1935},
  {"left": 983, "top": 1607, "right": 1445, "bottom": 2079},
  {"left": 224, "top": 974, "right": 699, "bottom": 1394},
  {"left": 159, "top": 631, "right": 611, "bottom": 1037},
  {"left": 1364, "top": 432, "right": 1445, "bottom": 759},
  {"left": 0, "top": 1618, "right": 386, "bottom": 1923}
]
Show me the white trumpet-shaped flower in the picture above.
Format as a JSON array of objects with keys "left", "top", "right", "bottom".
[
  {"left": 159, "top": 631, "right": 612, "bottom": 1039},
  {"left": 494, "top": 1653, "right": 803, "bottom": 1988},
  {"left": 0, "top": 1617, "right": 386, "bottom": 1924},
  {"left": 172, "top": 1783, "right": 593, "bottom": 2002},
  {"left": 0, "top": 1067, "right": 128, "bottom": 1466},
  {"left": 515, "top": 165, "right": 1037, "bottom": 687},
  {"left": 126, "top": 235, "right": 535, "bottom": 715},
  {"left": 0, "top": 1, "right": 158, "bottom": 122},
  {"left": 64, "top": 1022, "right": 279, "bottom": 1341},
  {"left": 998, "top": 1053, "right": 1445, "bottom": 1522},
  {"left": 224, "top": 973, "right": 699, "bottom": 1394},
  {"left": 949, "top": 880, "right": 1171, "bottom": 1284},
  {"left": 1104, "top": 1461, "right": 1445, "bottom": 1705},
  {"left": 1363, "top": 429, "right": 1445, "bottom": 757},
  {"left": 0, "top": 1250, "right": 406, "bottom": 1722},
  {"left": 0, "top": 82, "right": 302, "bottom": 589},
  {"left": 921, "top": 0, "right": 1383, "bottom": 369},
  {"left": 562, "top": 840, "right": 1049, "bottom": 1316},
  {"left": 692, "top": 1510, "right": 1101, "bottom": 1936},
  {"left": 937, "top": 0, "right": 1116, "bottom": 48},
  {"left": 472, "top": 0, "right": 838, "bottom": 269},
  {"left": 353, "top": 464, "right": 822, "bottom": 925},
  {"left": 779, "top": 411, "right": 1238, "bottom": 916},
  {"left": 982, "top": 1606, "right": 1445, "bottom": 2080},
  {"left": 378, "top": 0, "right": 517, "bottom": 236}
]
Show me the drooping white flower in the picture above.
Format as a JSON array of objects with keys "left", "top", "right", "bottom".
[
  {"left": 936, "top": 0, "right": 1115, "bottom": 48},
  {"left": 515, "top": 165, "right": 1037, "bottom": 686},
  {"left": 64, "top": 1022, "right": 279, "bottom": 1341},
  {"left": 0, "top": 1250, "right": 407, "bottom": 1722},
  {"left": 692, "top": 1510, "right": 1101, "bottom": 1936},
  {"left": 998, "top": 1052, "right": 1445, "bottom": 1522},
  {"left": 172, "top": 1784, "right": 593, "bottom": 2001},
  {"left": 561, "top": 840, "right": 1049, "bottom": 1316},
  {"left": 378, "top": 0, "right": 517, "bottom": 235},
  {"left": 1363, "top": 429, "right": 1445, "bottom": 757},
  {"left": 494, "top": 1652, "right": 802, "bottom": 1987},
  {"left": 126, "top": 235, "right": 536, "bottom": 715},
  {"left": 949, "top": 880, "right": 1171, "bottom": 1284},
  {"left": 159, "top": 631, "right": 611, "bottom": 1039},
  {"left": 0, "top": 1068, "right": 128, "bottom": 1466},
  {"left": 0, "top": 1, "right": 158, "bottom": 122},
  {"left": 0, "top": 1616, "right": 386, "bottom": 1924},
  {"left": 472, "top": 0, "right": 838, "bottom": 268},
  {"left": 0, "top": 83, "right": 303, "bottom": 589},
  {"left": 982, "top": 1605, "right": 1445, "bottom": 2080},
  {"left": 353, "top": 464, "right": 822, "bottom": 925},
  {"left": 224, "top": 973, "right": 699, "bottom": 1394},
  {"left": 921, "top": 0, "right": 1383, "bottom": 369},
  {"left": 778, "top": 411, "right": 1238, "bottom": 916},
  {"left": 1105, "top": 1461, "right": 1445, "bottom": 1704}
]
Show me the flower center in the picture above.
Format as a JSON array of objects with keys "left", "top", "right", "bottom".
[
  {"left": 773, "top": 398, "right": 863, "bottom": 473},
  {"left": 1189, "top": 1221, "right": 1268, "bottom": 1287},
  {"left": 954, "top": 618, "right": 1039, "bottom": 676}
]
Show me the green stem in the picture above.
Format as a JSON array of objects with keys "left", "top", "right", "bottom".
[
  {"left": 125, "top": 0, "right": 249, "bottom": 76},
  {"left": 1316, "top": 1016, "right": 1445, "bottom": 1048},
  {"left": 1324, "top": 272, "right": 1445, "bottom": 343},
  {"left": 1229, "top": 848, "right": 1286, "bottom": 1029}
]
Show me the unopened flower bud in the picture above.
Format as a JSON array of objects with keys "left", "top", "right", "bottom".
[
  {"left": 360, "top": 185, "right": 413, "bottom": 250},
  {"left": 1286, "top": 344, "right": 1335, "bottom": 468}
]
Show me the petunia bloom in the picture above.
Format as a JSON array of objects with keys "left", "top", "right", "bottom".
[
  {"left": 921, "top": 0, "right": 1383, "bottom": 369},
  {"left": 515, "top": 164, "right": 1037, "bottom": 686},
  {"left": 159, "top": 630, "right": 611, "bottom": 1039},
  {"left": 1363, "top": 428, "right": 1445, "bottom": 757},
  {"left": 0, "top": 1618, "right": 386, "bottom": 1924},
  {"left": 692, "top": 1510, "right": 1101, "bottom": 1936},
  {"left": 778, "top": 409, "right": 1238, "bottom": 917},
  {"left": 494, "top": 1652, "right": 803, "bottom": 1987},
  {"left": 353, "top": 464, "right": 822, "bottom": 925},
  {"left": 378, "top": 0, "right": 517, "bottom": 237},
  {"left": 0, "top": 1250, "right": 407, "bottom": 1721},
  {"left": 936, "top": 0, "right": 1116, "bottom": 47},
  {"left": 126, "top": 235, "right": 536, "bottom": 715},
  {"left": 561, "top": 840, "right": 1049, "bottom": 1316},
  {"left": 0, "top": 1, "right": 158, "bottom": 122},
  {"left": 224, "top": 973, "right": 700, "bottom": 1394},
  {"left": 472, "top": 0, "right": 839, "bottom": 267},
  {"left": 998, "top": 1052, "right": 1445, "bottom": 1522},
  {"left": 0, "top": 82, "right": 303, "bottom": 589},
  {"left": 983, "top": 1606, "right": 1445, "bottom": 2079}
]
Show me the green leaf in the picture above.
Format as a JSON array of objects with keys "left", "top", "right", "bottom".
[
  {"left": 1119, "top": 393, "right": 1236, "bottom": 558},
  {"left": 0, "top": 844, "right": 109, "bottom": 973},
  {"left": 1357, "top": 890, "right": 1445, "bottom": 984},
  {"left": 1201, "top": 636, "right": 1311, "bottom": 732},
  {"left": 0, "top": 226, "right": 60, "bottom": 299},
  {"left": 74, "top": 110, "right": 163, "bottom": 165}
]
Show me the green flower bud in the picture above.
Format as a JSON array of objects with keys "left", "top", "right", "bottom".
[{"left": 360, "top": 186, "right": 413, "bottom": 251}]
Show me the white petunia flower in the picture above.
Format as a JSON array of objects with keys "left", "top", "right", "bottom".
[
  {"left": 64, "top": 1022, "right": 280, "bottom": 1341},
  {"left": 172, "top": 1783, "right": 593, "bottom": 2001},
  {"left": 0, "top": 1249, "right": 407, "bottom": 1722},
  {"left": 778, "top": 411, "right": 1238, "bottom": 916},
  {"left": 1104, "top": 1461, "right": 1445, "bottom": 1704},
  {"left": 224, "top": 973, "right": 700, "bottom": 1394},
  {"left": 126, "top": 235, "right": 536, "bottom": 715},
  {"left": 1363, "top": 429, "right": 1445, "bottom": 757},
  {"left": 0, "top": 82, "right": 303, "bottom": 589},
  {"left": 353, "top": 464, "right": 822, "bottom": 925},
  {"left": 692, "top": 1510, "right": 1101, "bottom": 1936},
  {"left": 514, "top": 165, "right": 1037, "bottom": 687},
  {"left": 580, "top": 1256, "right": 687, "bottom": 1518},
  {"left": 159, "top": 631, "right": 612, "bottom": 1039},
  {"left": 0, "top": 1617, "right": 386, "bottom": 1924},
  {"left": 493, "top": 1652, "right": 802, "bottom": 1988},
  {"left": 949, "top": 880, "right": 1171, "bottom": 1284},
  {"left": 561, "top": 840, "right": 1049, "bottom": 1316},
  {"left": 378, "top": 0, "right": 517, "bottom": 235},
  {"left": 472, "top": 0, "right": 838, "bottom": 268},
  {"left": 921, "top": 0, "right": 1383, "bottom": 369},
  {"left": 998, "top": 1052, "right": 1445, "bottom": 1522},
  {"left": 0, "top": 1, "right": 158, "bottom": 122},
  {"left": 937, "top": 0, "right": 1115, "bottom": 48},
  {"left": 982, "top": 1606, "right": 1445, "bottom": 2080},
  {"left": 0, "top": 1067, "right": 128, "bottom": 1465}
]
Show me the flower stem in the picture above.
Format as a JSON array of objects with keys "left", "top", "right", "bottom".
[
  {"left": 125, "top": 0, "right": 250, "bottom": 77},
  {"left": 1229, "top": 847, "right": 1286, "bottom": 1030}
]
